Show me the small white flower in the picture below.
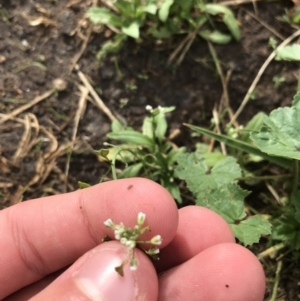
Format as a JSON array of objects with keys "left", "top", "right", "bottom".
[
  {"left": 137, "top": 212, "right": 146, "bottom": 225},
  {"left": 115, "top": 224, "right": 125, "bottom": 239},
  {"left": 150, "top": 235, "right": 162, "bottom": 245},
  {"left": 146, "top": 247, "right": 160, "bottom": 255},
  {"left": 120, "top": 237, "right": 128, "bottom": 245},
  {"left": 145, "top": 105, "right": 153, "bottom": 111},
  {"left": 103, "top": 212, "right": 162, "bottom": 275},
  {"left": 125, "top": 240, "right": 136, "bottom": 249},
  {"left": 104, "top": 218, "right": 114, "bottom": 228}
]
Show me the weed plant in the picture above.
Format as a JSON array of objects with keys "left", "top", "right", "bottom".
[{"left": 87, "top": 0, "right": 240, "bottom": 60}]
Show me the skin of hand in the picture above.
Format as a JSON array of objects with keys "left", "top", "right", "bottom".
[{"left": 0, "top": 178, "right": 266, "bottom": 301}]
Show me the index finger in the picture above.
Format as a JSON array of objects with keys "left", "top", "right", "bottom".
[{"left": 0, "top": 178, "right": 178, "bottom": 299}]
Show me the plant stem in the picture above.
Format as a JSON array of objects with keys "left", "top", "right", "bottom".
[
  {"left": 292, "top": 159, "right": 299, "bottom": 195},
  {"left": 239, "top": 174, "right": 291, "bottom": 181},
  {"left": 269, "top": 260, "right": 282, "bottom": 301}
]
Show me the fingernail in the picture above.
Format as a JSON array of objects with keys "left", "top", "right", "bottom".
[{"left": 73, "top": 244, "right": 137, "bottom": 301}]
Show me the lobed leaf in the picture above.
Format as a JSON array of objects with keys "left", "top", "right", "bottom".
[
  {"left": 231, "top": 216, "right": 272, "bottom": 246},
  {"left": 185, "top": 123, "right": 292, "bottom": 169},
  {"left": 292, "top": 91, "right": 300, "bottom": 108},
  {"left": 196, "top": 183, "right": 248, "bottom": 222},
  {"left": 250, "top": 105, "right": 300, "bottom": 160},
  {"left": 175, "top": 153, "right": 241, "bottom": 195},
  {"left": 275, "top": 44, "right": 300, "bottom": 61}
]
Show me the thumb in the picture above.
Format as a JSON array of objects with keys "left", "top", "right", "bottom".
[{"left": 32, "top": 241, "right": 158, "bottom": 301}]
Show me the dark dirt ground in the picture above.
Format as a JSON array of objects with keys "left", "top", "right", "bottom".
[{"left": 1, "top": 0, "right": 300, "bottom": 299}]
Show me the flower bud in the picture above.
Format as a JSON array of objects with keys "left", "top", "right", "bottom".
[
  {"left": 137, "top": 212, "right": 146, "bottom": 225},
  {"left": 103, "top": 218, "right": 114, "bottom": 228},
  {"left": 150, "top": 235, "right": 162, "bottom": 245}
]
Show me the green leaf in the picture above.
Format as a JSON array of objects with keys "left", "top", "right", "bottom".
[
  {"left": 159, "top": 0, "right": 174, "bottom": 22},
  {"left": 107, "top": 131, "right": 153, "bottom": 148},
  {"left": 118, "top": 163, "right": 143, "bottom": 178},
  {"left": 159, "top": 106, "right": 176, "bottom": 114},
  {"left": 142, "top": 117, "right": 154, "bottom": 139},
  {"left": 94, "top": 149, "right": 110, "bottom": 160},
  {"left": 176, "top": 0, "right": 193, "bottom": 13},
  {"left": 250, "top": 105, "right": 300, "bottom": 160},
  {"left": 105, "top": 145, "right": 137, "bottom": 162},
  {"left": 275, "top": 44, "right": 300, "bottom": 61},
  {"left": 111, "top": 119, "right": 125, "bottom": 133},
  {"left": 231, "top": 216, "right": 272, "bottom": 246},
  {"left": 78, "top": 181, "right": 91, "bottom": 189},
  {"left": 143, "top": 4, "right": 157, "bottom": 14},
  {"left": 96, "top": 34, "right": 126, "bottom": 61},
  {"left": 86, "top": 7, "right": 122, "bottom": 27},
  {"left": 223, "top": 12, "right": 240, "bottom": 41},
  {"left": 274, "top": 215, "right": 300, "bottom": 250},
  {"left": 176, "top": 152, "right": 270, "bottom": 245},
  {"left": 197, "top": 183, "right": 271, "bottom": 245},
  {"left": 164, "top": 181, "right": 182, "bottom": 203},
  {"left": 175, "top": 153, "right": 241, "bottom": 195},
  {"left": 184, "top": 123, "right": 292, "bottom": 169},
  {"left": 149, "top": 26, "right": 173, "bottom": 39},
  {"left": 154, "top": 111, "right": 168, "bottom": 141},
  {"left": 199, "top": 29, "right": 232, "bottom": 44},
  {"left": 122, "top": 22, "right": 140, "bottom": 39},
  {"left": 291, "top": 190, "right": 300, "bottom": 222},
  {"left": 292, "top": 91, "right": 300, "bottom": 108},
  {"left": 240, "top": 112, "right": 266, "bottom": 142},
  {"left": 204, "top": 4, "right": 240, "bottom": 41},
  {"left": 166, "top": 147, "right": 186, "bottom": 165},
  {"left": 196, "top": 183, "right": 248, "bottom": 221}
]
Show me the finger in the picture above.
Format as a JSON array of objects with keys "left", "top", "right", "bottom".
[
  {"left": 0, "top": 178, "right": 178, "bottom": 299},
  {"left": 156, "top": 206, "right": 235, "bottom": 272},
  {"left": 158, "top": 243, "right": 266, "bottom": 301},
  {"left": 3, "top": 271, "right": 64, "bottom": 301},
  {"left": 32, "top": 241, "right": 158, "bottom": 301}
]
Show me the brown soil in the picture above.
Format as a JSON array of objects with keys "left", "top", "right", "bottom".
[{"left": 1, "top": 0, "right": 300, "bottom": 299}]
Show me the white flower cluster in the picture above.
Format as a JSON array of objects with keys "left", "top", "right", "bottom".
[{"left": 103, "top": 212, "right": 162, "bottom": 274}]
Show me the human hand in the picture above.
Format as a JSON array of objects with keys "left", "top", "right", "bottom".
[{"left": 1, "top": 178, "right": 265, "bottom": 301}]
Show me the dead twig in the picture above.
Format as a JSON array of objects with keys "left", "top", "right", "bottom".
[
  {"left": 168, "top": 25, "right": 201, "bottom": 65},
  {"left": 13, "top": 114, "right": 39, "bottom": 163},
  {"left": 76, "top": 65, "right": 117, "bottom": 122},
  {"left": 212, "top": 107, "right": 227, "bottom": 155},
  {"left": 0, "top": 89, "right": 55, "bottom": 124},
  {"left": 69, "top": 25, "right": 93, "bottom": 74},
  {"left": 221, "top": 0, "right": 262, "bottom": 6},
  {"left": 100, "top": 0, "right": 119, "bottom": 13},
  {"left": 64, "top": 85, "right": 89, "bottom": 190},
  {"left": 243, "top": 9, "right": 285, "bottom": 41},
  {"left": 230, "top": 28, "right": 300, "bottom": 124},
  {"left": 68, "top": 0, "right": 98, "bottom": 73},
  {"left": 207, "top": 41, "right": 238, "bottom": 128}
]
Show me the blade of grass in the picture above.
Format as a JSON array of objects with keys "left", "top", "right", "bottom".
[{"left": 184, "top": 123, "right": 292, "bottom": 169}]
